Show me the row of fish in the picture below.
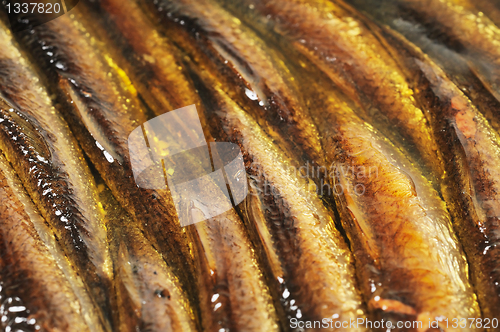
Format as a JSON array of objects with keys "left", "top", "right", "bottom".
[{"left": 0, "top": 0, "right": 499, "bottom": 331}]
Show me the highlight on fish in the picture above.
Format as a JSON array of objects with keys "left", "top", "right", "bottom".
[{"left": 0, "top": 0, "right": 499, "bottom": 331}]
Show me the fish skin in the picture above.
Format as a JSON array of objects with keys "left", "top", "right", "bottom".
[
  {"left": 0, "top": 21, "right": 112, "bottom": 331},
  {"left": 379, "top": 27, "right": 500, "bottom": 321},
  {"left": 233, "top": 11, "right": 479, "bottom": 324},
  {"left": 216, "top": 0, "right": 443, "bottom": 183},
  {"left": 79, "top": 0, "right": 202, "bottom": 114},
  {"left": 189, "top": 67, "right": 367, "bottom": 331},
  {"left": 138, "top": 0, "right": 324, "bottom": 166},
  {"left": 98, "top": 180, "right": 198, "bottom": 332},
  {"left": 310, "top": 88, "right": 480, "bottom": 331},
  {"left": 12, "top": 1, "right": 280, "bottom": 330},
  {"left": 343, "top": 0, "right": 500, "bottom": 143},
  {"left": 349, "top": 0, "right": 500, "bottom": 105},
  {"left": 0, "top": 152, "right": 97, "bottom": 332},
  {"left": 105, "top": 3, "right": 363, "bottom": 325},
  {"left": 78, "top": 1, "right": 281, "bottom": 330},
  {"left": 5, "top": 5, "right": 203, "bottom": 326},
  {"left": 396, "top": 0, "right": 500, "bottom": 104},
  {"left": 186, "top": 200, "right": 280, "bottom": 332}
]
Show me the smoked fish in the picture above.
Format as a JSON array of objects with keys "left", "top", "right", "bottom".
[
  {"left": 345, "top": 0, "right": 500, "bottom": 139},
  {"left": 305, "top": 75, "right": 480, "bottom": 330},
  {"left": 0, "top": 20, "right": 112, "bottom": 331},
  {"left": 189, "top": 68, "right": 367, "bottom": 331},
  {"left": 138, "top": 0, "right": 324, "bottom": 166},
  {"left": 4, "top": 5, "right": 204, "bottom": 327},
  {"left": 0, "top": 152, "right": 99, "bottom": 332},
  {"left": 77, "top": 1, "right": 281, "bottom": 329},
  {"left": 234, "top": 20, "right": 481, "bottom": 326},
  {"left": 98, "top": 180, "right": 197, "bottom": 332},
  {"left": 10, "top": 2, "right": 280, "bottom": 330},
  {"left": 347, "top": 0, "right": 500, "bottom": 105},
  {"left": 217, "top": 0, "right": 444, "bottom": 182},
  {"left": 379, "top": 27, "right": 500, "bottom": 320}
]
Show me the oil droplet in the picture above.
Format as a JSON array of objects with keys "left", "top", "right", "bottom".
[{"left": 245, "top": 88, "right": 258, "bottom": 101}]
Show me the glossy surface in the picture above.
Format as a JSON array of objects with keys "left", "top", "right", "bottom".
[
  {"left": 145, "top": 0, "right": 324, "bottom": 166},
  {"left": 218, "top": 0, "right": 444, "bottom": 183},
  {"left": 7, "top": 6, "right": 203, "bottom": 328},
  {"left": 99, "top": 181, "right": 197, "bottom": 332},
  {"left": 1, "top": 0, "right": 500, "bottom": 330},
  {"left": 194, "top": 71, "right": 367, "bottom": 330},
  {"left": 79, "top": 1, "right": 280, "bottom": 330},
  {"left": 0, "top": 20, "right": 111, "bottom": 331},
  {"left": 382, "top": 29, "right": 500, "bottom": 320},
  {"left": 0, "top": 152, "right": 95, "bottom": 331},
  {"left": 309, "top": 77, "right": 479, "bottom": 330}
]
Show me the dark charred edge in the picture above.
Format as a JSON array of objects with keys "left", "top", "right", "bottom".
[
  {"left": 185, "top": 63, "right": 290, "bottom": 332},
  {"left": 139, "top": 0, "right": 316, "bottom": 165},
  {"left": 381, "top": 29, "right": 500, "bottom": 318},
  {"left": 3, "top": 8, "right": 202, "bottom": 330},
  {"left": 0, "top": 97, "right": 113, "bottom": 331}
]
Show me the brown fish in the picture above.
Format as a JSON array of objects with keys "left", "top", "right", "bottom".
[
  {"left": 210, "top": 6, "right": 480, "bottom": 324},
  {"left": 5, "top": 5, "right": 205, "bottom": 328},
  {"left": 0, "top": 20, "right": 112, "bottom": 331},
  {"left": 344, "top": 0, "right": 500, "bottom": 139},
  {"left": 98, "top": 180, "right": 198, "bottom": 332},
  {"left": 380, "top": 27, "right": 500, "bottom": 321},
  {"left": 217, "top": 0, "right": 444, "bottom": 184},
  {"left": 189, "top": 66, "right": 367, "bottom": 330},
  {"left": 0, "top": 151, "right": 100, "bottom": 332},
  {"left": 136, "top": 0, "right": 324, "bottom": 166},
  {"left": 11, "top": 1, "right": 281, "bottom": 330},
  {"left": 79, "top": 1, "right": 281, "bottom": 329},
  {"left": 349, "top": 0, "right": 500, "bottom": 105},
  {"left": 307, "top": 78, "right": 480, "bottom": 331}
]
